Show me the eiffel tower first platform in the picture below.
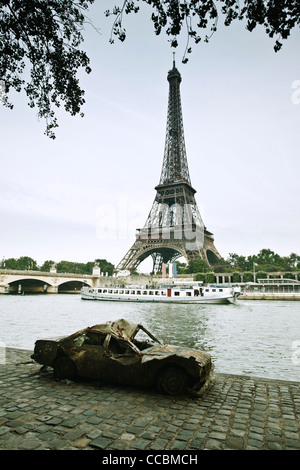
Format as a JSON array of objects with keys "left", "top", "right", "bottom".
[{"left": 117, "top": 59, "right": 222, "bottom": 274}]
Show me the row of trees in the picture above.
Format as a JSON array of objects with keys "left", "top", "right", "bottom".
[
  {"left": 177, "top": 249, "right": 300, "bottom": 274},
  {"left": 0, "top": 257, "right": 114, "bottom": 277},
  {"left": 1, "top": 249, "right": 299, "bottom": 276}
]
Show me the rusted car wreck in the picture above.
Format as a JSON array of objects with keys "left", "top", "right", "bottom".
[{"left": 31, "top": 319, "right": 213, "bottom": 396}]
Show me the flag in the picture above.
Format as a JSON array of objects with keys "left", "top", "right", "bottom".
[{"left": 173, "top": 263, "right": 177, "bottom": 278}]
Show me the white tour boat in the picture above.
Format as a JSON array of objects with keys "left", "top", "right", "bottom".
[{"left": 81, "top": 284, "right": 241, "bottom": 304}]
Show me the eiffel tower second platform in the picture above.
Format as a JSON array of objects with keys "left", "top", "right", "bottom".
[{"left": 117, "top": 60, "right": 221, "bottom": 274}]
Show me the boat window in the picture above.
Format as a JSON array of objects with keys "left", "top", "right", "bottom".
[
  {"left": 205, "top": 289, "right": 209, "bottom": 292},
  {"left": 186, "top": 292, "right": 191, "bottom": 296},
  {"left": 125, "top": 290, "right": 129, "bottom": 294},
  {"left": 130, "top": 290, "right": 135, "bottom": 295},
  {"left": 113, "top": 290, "right": 118, "bottom": 294},
  {"left": 174, "top": 291, "right": 180, "bottom": 296},
  {"left": 219, "top": 289, "right": 223, "bottom": 292},
  {"left": 97, "top": 289, "right": 102, "bottom": 293},
  {"left": 155, "top": 291, "right": 160, "bottom": 295},
  {"left": 212, "top": 289, "right": 216, "bottom": 292},
  {"left": 103, "top": 289, "right": 107, "bottom": 293},
  {"left": 161, "top": 291, "right": 166, "bottom": 296},
  {"left": 143, "top": 291, "right": 148, "bottom": 295},
  {"left": 137, "top": 290, "right": 141, "bottom": 295},
  {"left": 108, "top": 290, "right": 112, "bottom": 293},
  {"left": 119, "top": 290, "right": 124, "bottom": 294},
  {"left": 149, "top": 291, "right": 153, "bottom": 295}
]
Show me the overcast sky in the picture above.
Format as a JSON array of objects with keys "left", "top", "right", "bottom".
[{"left": 1, "top": 2, "right": 299, "bottom": 272}]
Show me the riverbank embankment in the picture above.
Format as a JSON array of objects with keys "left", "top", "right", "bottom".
[{"left": 0, "top": 348, "right": 299, "bottom": 451}]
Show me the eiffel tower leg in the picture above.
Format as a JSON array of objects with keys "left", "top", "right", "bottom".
[
  {"left": 151, "top": 253, "right": 163, "bottom": 274},
  {"left": 203, "top": 232, "right": 222, "bottom": 264},
  {"left": 116, "top": 245, "right": 141, "bottom": 273}
]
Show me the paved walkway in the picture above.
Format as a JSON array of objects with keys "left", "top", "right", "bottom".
[{"left": 0, "top": 348, "right": 299, "bottom": 451}]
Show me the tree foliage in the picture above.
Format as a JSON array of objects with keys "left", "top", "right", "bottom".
[
  {"left": 0, "top": 0, "right": 94, "bottom": 138},
  {"left": 1, "top": 1, "right": 300, "bottom": 136},
  {"left": 56, "top": 258, "right": 114, "bottom": 275},
  {"left": 1, "top": 251, "right": 299, "bottom": 275},
  {"left": 94, "top": 258, "right": 115, "bottom": 276},
  {"left": 40, "top": 260, "right": 56, "bottom": 272},
  {"left": 107, "top": 1, "right": 300, "bottom": 62},
  {"left": 227, "top": 249, "right": 300, "bottom": 272},
  {"left": 1, "top": 256, "right": 115, "bottom": 275},
  {"left": 166, "top": 249, "right": 300, "bottom": 275},
  {"left": 1, "top": 256, "right": 37, "bottom": 270},
  {"left": 186, "top": 257, "right": 210, "bottom": 273}
]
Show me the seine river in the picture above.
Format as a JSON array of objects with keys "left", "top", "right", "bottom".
[{"left": 0, "top": 294, "right": 299, "bottom": 382}]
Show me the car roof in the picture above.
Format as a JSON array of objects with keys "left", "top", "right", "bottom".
[
  {"left": 86, "top": 318, "right": 160, "bottom": 345},
  {"left": 88, "top": 319, "right": 140, "bottom": 342}
]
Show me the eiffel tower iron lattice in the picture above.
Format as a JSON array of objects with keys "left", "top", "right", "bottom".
[{"left": 117, "top": 59, "right": 221, "bottom": 274}]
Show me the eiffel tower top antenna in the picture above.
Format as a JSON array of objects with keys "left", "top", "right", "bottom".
[{"left": 159, "top": 50, "right": 190, "bottom": 186}]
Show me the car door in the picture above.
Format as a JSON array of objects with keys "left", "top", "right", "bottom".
[
  {"left": 66, "top": 333, "right": 106, "bottom": 380},
  {"left": 100, "top": 335, "right": 144, "bottom": 386}
]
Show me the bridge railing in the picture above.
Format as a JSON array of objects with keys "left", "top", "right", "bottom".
[{"left": 0, "top": 269, "right": 94, "bottom": 278}]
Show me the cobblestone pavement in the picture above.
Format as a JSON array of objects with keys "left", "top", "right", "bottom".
[{"left": 0, "top": 348, "right": 299, "bottom": 451}]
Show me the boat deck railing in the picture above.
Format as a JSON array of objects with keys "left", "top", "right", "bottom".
[{"left": 257, "top": 278, "right": 300, "bottom": 285}]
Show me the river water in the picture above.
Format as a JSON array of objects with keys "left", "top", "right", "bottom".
[{"left": 0, "top": 294, "right": 299, "bottom": 382}]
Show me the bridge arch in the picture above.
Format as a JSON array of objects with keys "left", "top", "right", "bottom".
[
  {"left": 5, "top": 276, "right": 92, "bottom": 294},
  {"left": 6, "top": 277, "right": 53, "bottom": 294},
  {"left": 56, "top": 278, "right": 92, "bottom": 287},
  {"left": 134, "top": 245, "right": 186, "bottom": 273},
  {"left": 0, "top": 270, "right": 96, "bottom": 294},
  {"left": 57, "top": 280, "right": 92, "bottom": 293}
]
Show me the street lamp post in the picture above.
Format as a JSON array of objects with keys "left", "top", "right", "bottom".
[{"left": 253, "top": 262, "right": 258, "bottom": 283}]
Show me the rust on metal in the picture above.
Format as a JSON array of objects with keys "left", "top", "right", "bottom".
[{"left": 31, "top": 319, "right": 213, "bottom": 397}]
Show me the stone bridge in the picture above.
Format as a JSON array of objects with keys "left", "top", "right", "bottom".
[{"left": 0, "top": 268, "right": 101, "bottom": 294}]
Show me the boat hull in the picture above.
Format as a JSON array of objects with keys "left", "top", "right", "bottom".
[{"left": 81, "top": 291, "right": 237, "bottom": 305}]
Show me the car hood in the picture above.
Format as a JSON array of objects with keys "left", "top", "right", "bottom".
[{"left": 141, "top": 343, "right": 210, "bottom": 366}]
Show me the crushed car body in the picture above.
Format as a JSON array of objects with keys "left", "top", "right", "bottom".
[{"left": 31, "top": 318, "right": 213, "bottom": 396}]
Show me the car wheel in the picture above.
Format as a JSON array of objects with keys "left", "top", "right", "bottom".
[
  {"left": 157, "top": 366, "right": 188, "bottom": 396},
  {"left": 53, "top": 356, "right": 77, "bottom": 381}
]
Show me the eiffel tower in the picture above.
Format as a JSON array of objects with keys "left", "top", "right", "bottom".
[{"left": 117, "top": 58, "right": 221, "bottom": 273}]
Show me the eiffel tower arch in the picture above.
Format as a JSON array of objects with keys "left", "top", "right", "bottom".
[{"left": 117, "top": 59, "right": 222, "bottom": 274}]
